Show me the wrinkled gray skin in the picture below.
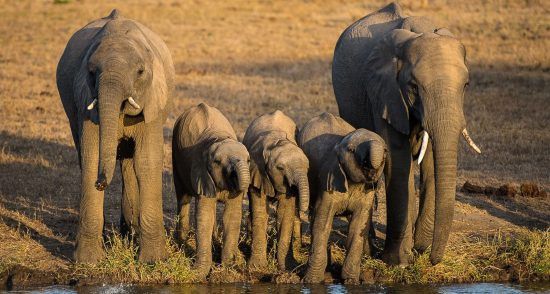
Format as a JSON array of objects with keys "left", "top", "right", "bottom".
[
  {"left": 332, "top": 2, "right": 480, "bottom": 265},
  {"left": 242, "top": 110, "right": 309, "bottom": 271},
  {"left": 298, "top": 113, "right": 386, "bottom": 284},
  {"left": 56, "top": 10, "right": 174, "bottom": 263},
  {"left": 172, "top": 103, "right": 250, "bottom": 280}
]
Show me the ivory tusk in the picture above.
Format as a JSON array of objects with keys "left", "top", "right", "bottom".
[
  {"left": 127, "top": 97, "right": 140, "bottom": 109},
  {"left": 417, "top": 131, "right": 429, "bottom": 164},
  {"left": 87, "top": 98, "right": 97, "bottom": 110},
  {"left": 462, "top": 128, "right": 481, "bottom": 154}
]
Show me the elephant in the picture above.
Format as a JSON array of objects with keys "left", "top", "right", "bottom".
[
  {"left": 172, "top": 103, "right": 250, "bottom": 279},
  {"left": 298, "top": 113, "right": 386, "bottom": 284},
  {"left": 331, "top": 2, "right": 481, "bottom": 265},
  {"left": 242, "top": 110, "right": 309, "bottom": 271},
  {"left": 56, "top": 9, "right": 174, "bottom": 263}
]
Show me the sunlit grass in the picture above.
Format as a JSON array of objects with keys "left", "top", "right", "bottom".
[{"left": 361, "top": 229, "right": 550, "bottom": 284}]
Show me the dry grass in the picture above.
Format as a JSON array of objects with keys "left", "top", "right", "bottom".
[{"left": 0, "top": 0, "right": 548, "bottom": 286}]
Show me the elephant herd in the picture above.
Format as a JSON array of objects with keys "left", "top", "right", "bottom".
[{"left": 55, "top": 2, "right": 481, "bottom": 283}]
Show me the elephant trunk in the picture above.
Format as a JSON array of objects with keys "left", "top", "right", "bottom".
[
  {"left": 95, "top": 74, "right": 124, "bottom": 191},
  {"left": 235, "top": 160, "right": 250, "bottom": 192},
  {"left": 423, "top": 86, "right": 463, "bottom": 265},
  {"left": 294, "top": 171, "right": 310, "bottom": 214}
]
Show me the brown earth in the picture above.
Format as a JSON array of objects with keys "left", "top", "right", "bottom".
[{"left": 0, "top": 0, "right": 548, "bottom": 288}]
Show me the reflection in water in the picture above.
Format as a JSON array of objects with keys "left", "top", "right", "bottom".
[{"left": 11, "top": 282, "right": 550, "bottom": 294}]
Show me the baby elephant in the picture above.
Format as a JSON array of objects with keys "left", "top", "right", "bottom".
[
  {"left": 243, "top": 110, "right": 309, "bottom": 271},
  {"left": 298, "top": 113, "right": 386, "bottom": 284},
  {"left": 172, "top": 103, "right": 250, "bottom": 279}
]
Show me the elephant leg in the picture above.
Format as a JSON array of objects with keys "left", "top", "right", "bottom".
[
  {"left": 75, "top": 120, "right": 105, "bottom": 263},
  {"left": 249, "top": 189, "right": 268, "bottom": 269},
  {"left": 292, "top": 198, "right": 303, "bottom": 263},
  {"left": 276, "top": 194, "right": 296, "bottom": 271},
  {"left": 304, "top": 191, "right": 336, "bottom": 283},
  {"left": 175, "top": 193, "right": 192, "bottom": 244},
  {"left": 133, "top": 120, "right": 167, "bottom": 263},
  {"left": 221, "top": 192, "right": 243, "bottom": 266},
  {"left": 414, "top": 141, "right": 435, "bottom": 252},
  {"left": 379, "top": 124, "right": 414, "bottom": 266},
  {"left": 195, "top": 195, "right": 216, "bottom": 279},
  {"left": 342, "top": 196, "right": 372, "bottom": 283},
  {"left": 363, "top": 206, "right": 377, "bottom": 257},
  {"left": 121, "top": 158, "right": 139, "bottom": 238}
]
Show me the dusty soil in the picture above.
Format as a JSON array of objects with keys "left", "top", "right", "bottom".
[{"left": 0, "top": 0, "right": 548, "bottom": 288}]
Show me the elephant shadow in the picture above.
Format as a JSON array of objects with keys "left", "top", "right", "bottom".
[{"left": 0, "top": 131, "right": 179, "bottom": 261}]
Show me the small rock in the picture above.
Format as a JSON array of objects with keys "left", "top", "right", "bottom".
[
  {"left": 520, "top": 183, "right": 546, "bottom": 198},
  {"left": 462, "top": 181, "right": 485, "bottom": 194},
  {"left": 496, "top": 184, "right": 517, "bottom": 198}
]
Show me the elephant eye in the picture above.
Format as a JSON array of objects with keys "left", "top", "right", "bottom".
[
  {"left": 137, "top": 67, "right": 144, "bottom": 76},
  {"left": 276, "top": 165, "right": 284, "bottom": 171},
  {"left": 214, "top": 158, "right": 222, "bottom": 164},
  {"left": 409, "top": 81, "right": 419, "bottom": 95}
]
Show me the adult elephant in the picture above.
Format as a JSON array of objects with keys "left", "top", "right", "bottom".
[
  {"left": 332, "top": 2, "right": 481, "bottom": 265},
  {"left": 56, "top": 9, "right": 174, "bottom": 263}
]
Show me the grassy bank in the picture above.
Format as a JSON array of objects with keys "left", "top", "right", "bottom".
[{"left": 63, "top": 229, "right": 549, "bottom": 285}]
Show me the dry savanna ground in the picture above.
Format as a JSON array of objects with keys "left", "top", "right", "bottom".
[{"left": 0, "top": 0, "right": 548, "bottom": 287}]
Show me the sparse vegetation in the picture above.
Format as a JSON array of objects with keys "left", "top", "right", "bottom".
[{"left": 0, "top": 0, "right": 548, "bottom": 287}]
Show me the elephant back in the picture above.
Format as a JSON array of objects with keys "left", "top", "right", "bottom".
[
  {"left": 243, "top": 110, "right": 297, "bottom": 147},
  {"left": 298, "top": 113, "right": 355, "bottom": 173},
  {"left": 174, "top": 103, "right": 237, "bottom": 149}
]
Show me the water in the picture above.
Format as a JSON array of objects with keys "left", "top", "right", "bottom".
[{"left": 5, "top": 283, "right": 550, "bottom": 294}]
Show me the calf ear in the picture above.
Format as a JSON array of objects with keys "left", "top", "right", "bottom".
[
  {"left": 191, "top": 162, "right": 216, "bottom": 197},
  {"left": 250, "top": 161, "right": 275, "bottom": 197},
  {"left": 73, "top": 45, "right": 99, "bottom": 124},
  {"left": 249, "top": 139, "right": 275, "bottom": 197},
  {"left": 190, "top": 142, "right": 216, "bottom": 197},
  {"left": 319, "top": 153, "right": 347, "bottom": 193}
]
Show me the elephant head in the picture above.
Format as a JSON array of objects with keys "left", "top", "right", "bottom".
[
  {"left": 250, "top": 135, "right": 310, "bottom": 215},
  {"left": 192, "top": 137, "right": 251, "bottom": 197},
  {"left": 364, "top": 28, "right": 481, "bottom": 263},
  {"left": 322, "top": 129, "right": 386, "bottom": 193},
  {"left": 74, "top": 18, "right": 169, "bottom": 191}
]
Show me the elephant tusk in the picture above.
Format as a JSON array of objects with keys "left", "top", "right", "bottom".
[
  {"left": 462, "top": 128, "right": 481, "bottom": 154},
  {"left": 127, "top": 97, "right": 140, "bottom": 109},
  {"left": 417, "top": 131, "right": 429, "bottom": 164},
  {"left": 87, "top": 98, "right": 97, "bottom": 110}
]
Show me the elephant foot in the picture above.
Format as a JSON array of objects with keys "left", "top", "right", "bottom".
[
  {"left": 303, "top": 270, "right": 325, "bottom": 284},
  {"left": 248, "top": 255, "right": 268, "bottom": 271},
  {"left": 341, "top": 267, "right": 360, "bottom": 283},
  {"left": 74, "top": 238, "right": 105, "bottom": 264},
  {"left": 413, "top": 239, "right": 431, "bottom": 254},
  {"left": 193, "top": 263, "right": 211, "bottom": 281},
  {"left": 138, "top": 236, "right": 167, "bottom": 263},
  {"left": 381, "top": 249, "right": 410, "bottom": 266},
  {"left": 343, "top": 278, "right": 360, "bottom": 285},
  {"left": 174, "top": 228, "right": 189, "bottom": 245}
]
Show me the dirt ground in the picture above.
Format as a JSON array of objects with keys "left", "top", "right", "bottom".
[{"left": 0, "top": 0, "right": 548, "bottom": 287}]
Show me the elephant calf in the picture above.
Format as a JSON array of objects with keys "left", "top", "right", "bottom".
[
  {"left": 298, "top": 113, "right": 386, "bottom": 284},
  {"left": 243, "top": 110, "right": 309, "bottom": 271},
  {"left": 172, "top": 103, "right": 250, "bottom": 279}
]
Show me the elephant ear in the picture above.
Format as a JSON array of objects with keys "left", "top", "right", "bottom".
[
  {"left": 190, "top": 139, "right": 217, "bottom": 197},
  {"left": 365, "top": 29, "right": 422, "bottom": 135},
  {"left": 73, "top": 44, "right": 99, "bottom": 124},
  {"left": 249, "top": 137, "right": 275, "bottom": 197},
  {"left": 250, "top": 160, "right": 275, "bottom": 197},
  {"left": 143, "top": 53, "right": 169, "bottom": 123},
  {"left": 319, "top": 152, "right": 347, "bottom": 193},
  {"left": 434, "top": 27, "right": 455, "bottom": 38}
]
